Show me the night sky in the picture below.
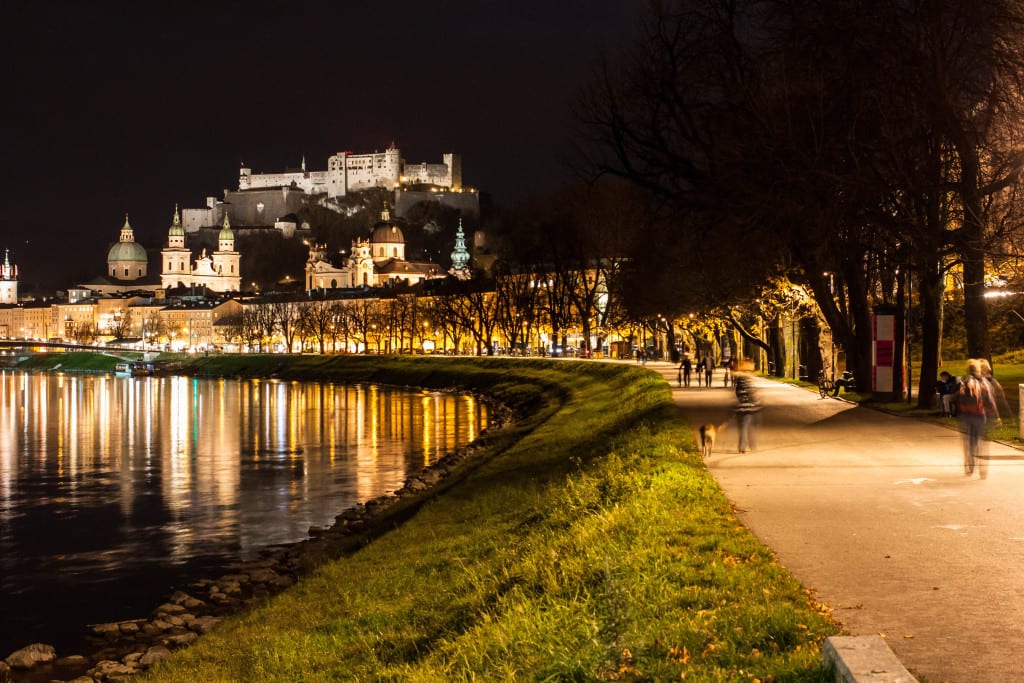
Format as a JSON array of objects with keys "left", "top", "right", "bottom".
[{"left": 0, "top": 1, "right": 643, "bottom": 292}]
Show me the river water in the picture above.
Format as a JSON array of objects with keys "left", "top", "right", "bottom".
[{"left": 0, "top": 371, "right": 488, "bottom": 656}]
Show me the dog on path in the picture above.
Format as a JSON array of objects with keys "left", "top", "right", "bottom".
[{"left": 698, "top": 422, "right": 727, "bottom": 458}]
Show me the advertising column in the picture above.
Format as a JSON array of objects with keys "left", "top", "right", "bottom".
[{"left": 872, "top": 304, "right": 898, "bottom": 398}]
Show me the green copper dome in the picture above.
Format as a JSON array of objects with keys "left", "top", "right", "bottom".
[
  {"left": 218, "top": 213, "right": 234, "bottom": 241},
  {"left": 168, "top": 205, "right": 184, "bottom": 237},
  {"left": 107, "top": 241, "right": 148, "bottom": 262}
]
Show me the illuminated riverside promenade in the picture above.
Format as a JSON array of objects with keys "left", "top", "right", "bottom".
[{"left": 0, "top": 371, "right": 488, "bottom": 655}]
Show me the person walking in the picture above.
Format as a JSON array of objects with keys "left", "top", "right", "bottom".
[
  {"left": 957, "top": 359, "right": 1001, "bottom": 478},
  {"left": 703, "top": 354, "right": 714, "bottom": 387},
  {"left": 733, "top": 360, "right": 761, "bottom": 453},
  {"left": 681, "top": 356, "right": 692, "bottom": 388}
]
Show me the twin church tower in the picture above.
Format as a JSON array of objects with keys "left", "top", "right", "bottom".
[{"left": 103, "top": 207, "right": 240, "bottom": 293}]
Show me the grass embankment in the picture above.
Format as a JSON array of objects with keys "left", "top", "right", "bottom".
[
  {"left": 13, "top": 351, "right": 134, "bottom": 372},
  {"left": 114, "top": 355, "right": 837, "bottom": 682},
  {"left": 12, "top": 350, "right": 184, "bottom": 373}
]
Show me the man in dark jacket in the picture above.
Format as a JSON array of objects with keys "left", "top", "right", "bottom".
[{"left": 936, "top": 371, "right": 960, "bottom": 417}]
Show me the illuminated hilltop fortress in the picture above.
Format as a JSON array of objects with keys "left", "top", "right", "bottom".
[
  {"left": 239, "top": 145, "right": 461, "bottom": 198},
  {"left": 182, "top": 144, "right": 475, "bottom": 232}
]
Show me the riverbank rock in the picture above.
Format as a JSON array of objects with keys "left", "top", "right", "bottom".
[
  {"left": 4, "top": 642, "right": 56, "bottom": 668},
  {"left": 0, "top": 660, "right": 10, "bottom": 682},
  {"left": 138, "top": 645, "right": 171, "bottom": 667},
  {"left": 90, "top": 658, "right": 139, "bottom": 680}
]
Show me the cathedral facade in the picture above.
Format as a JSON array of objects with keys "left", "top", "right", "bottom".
[
  {"left": 161, "top": 208, "right": 241, "bottom": 292},
  {"left": 305, "top": 207, "right": 446, "bottom": 290}
]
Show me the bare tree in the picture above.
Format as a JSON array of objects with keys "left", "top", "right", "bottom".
[{"left": 300, "top": 298, "right": 336, "bottom": 353}]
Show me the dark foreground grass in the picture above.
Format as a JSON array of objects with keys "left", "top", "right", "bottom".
[
  {"left": 14, "top": 350, "right": 131, "bottom": 372},
  {"left": 108, "top": 355, "right": 839, "bottom": 681}
]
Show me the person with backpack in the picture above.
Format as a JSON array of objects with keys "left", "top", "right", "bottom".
[{"left": 957, "top": 359, "right": 1002, "bottom": 477}]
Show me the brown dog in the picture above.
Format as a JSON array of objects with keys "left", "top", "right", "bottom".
[{"left": 698, "top": 422, "right": 727, "bottom": 458}]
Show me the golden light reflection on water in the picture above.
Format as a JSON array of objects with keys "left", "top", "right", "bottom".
[{"left": 0, "top": 369, "right": 488, "bottom": 576}]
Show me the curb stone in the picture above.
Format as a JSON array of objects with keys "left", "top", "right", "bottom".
[{"left": 824, "top": 636, "right": 918, "bottom": 683}]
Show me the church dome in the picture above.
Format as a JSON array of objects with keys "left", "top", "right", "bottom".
[
  {"left": 370, "top": 206, "right": 404, "bottom": 244},
  {"left": 108, "top": 215, "right": 147, "bottom": 263},
  {"left": 371, "top": 223, "right": 404, "bottom": 244},
  {"left": 108, "top": 241, "right": 147, "bottom": 262}
]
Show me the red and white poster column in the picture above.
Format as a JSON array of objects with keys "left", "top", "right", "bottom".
[{"left": 872, "top": 306, "right": 897, "bottom": 395}]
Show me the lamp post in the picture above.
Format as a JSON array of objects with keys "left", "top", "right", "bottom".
[{"left": 824, "top": 272, "right": 836, "bottom": 377}]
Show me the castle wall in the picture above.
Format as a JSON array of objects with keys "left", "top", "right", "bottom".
[
  {"left": 394, "top": 188, "right": 480, "bottom": 219},
  {"left": 403, "top": 162, "right": 452, "bottom": 187},
  {"left": 183, "top": 207, "right": 219, "bottom": 232},
  {"left": 239, "top": 169, "right": 328, "bottom": 195},
  {"left": 223, "top": 188, "right": 306, "bottom": 226},
  {"left": 183, "top": 188, "right": 307, "bottom": 229}
]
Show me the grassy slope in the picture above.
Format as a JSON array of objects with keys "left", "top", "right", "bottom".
[{"left": 91, "top": 355, "right": 837, "bottom": 681}]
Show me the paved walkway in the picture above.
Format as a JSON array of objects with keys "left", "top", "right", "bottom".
[{"left": 648, "top": 362, "right": 1024, "bottom": 683}]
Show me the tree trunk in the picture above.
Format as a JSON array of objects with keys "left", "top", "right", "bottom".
[
  {"left": 894, "top": 275, "right": 907, "bottom": 402},
  {"left": 768, "top": 316, "right": 786, "bottom": 377},
  {"left": 799, "top": 317, "right": 821, "bottom": 383},
  {"left": 916, "top": 258, "right": 943, "bottom": 409}
]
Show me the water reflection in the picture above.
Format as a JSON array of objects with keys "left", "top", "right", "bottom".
[{"left": 0, "top": 371, "right": 487, "bottom": 654}]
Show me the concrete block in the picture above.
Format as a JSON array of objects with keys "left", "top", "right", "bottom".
[{"left": 824, "top": 635, "right": 918, "bottom": 683}]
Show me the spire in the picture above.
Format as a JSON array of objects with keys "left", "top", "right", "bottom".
[
  {"left": 120, "top": 214, "right": 135, "bottom": 242},
  {"left": 168, "top": 203, "right": 185, "bottom": 239},
  {"left": 450, "top": 217, "right": 471, "bottom": 278},
  {"left": 380, "top": 203, "right": 391, "bottom": 222},
  {"left": 301, "top": 155, "right": 306, "bottom": 172},
  {"left": 218, "top": 211, "right": 235, "bottom": 246}
]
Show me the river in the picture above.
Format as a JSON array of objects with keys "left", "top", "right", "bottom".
[{"left": 0, "top": 371, "right": 488, "bottom": 656}]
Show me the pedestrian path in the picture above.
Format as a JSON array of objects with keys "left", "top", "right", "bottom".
[{"left": 648, "top": 362, "right": 1024, "bottom": 683}]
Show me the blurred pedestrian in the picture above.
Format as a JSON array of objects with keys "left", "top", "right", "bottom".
[
  {"left": 957, "top": 359, "right": 1001, "bottom": 478},
  {"left": 681, "top": 356, "right": 692, "bottom": 388},
  {"left": 733, "top": 360, "right": 761, "bottom": 453},
  {"left": 978, "top": 358, "right": 1011, "bottom": 419}
]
